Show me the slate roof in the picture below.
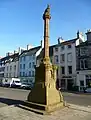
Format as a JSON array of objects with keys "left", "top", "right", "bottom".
[
  {"left": 37, "top": 45, "right": 54, "bottom": 59},
  {"left": 51, "top": 38, "right": 77, "bottom": 48},
  {"left": 76, "top": 40, "right": 91, "bottom": 48},
  {"left": 0, "top": 53, "right": 19, "bottom": 65},
  {"left": 20, "top": 46, "right": 41, "bottom": 57},
  {"left": 58, "top": 38, "right": 77, "bottom": 46}
]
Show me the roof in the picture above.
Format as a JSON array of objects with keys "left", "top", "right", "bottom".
[
  {"left": 51, "top": 38, "right": 77, "bottom": 48},
  {"left": 0, "top": 53, "right": 19, "bottom": 64},
  {"left": 37, "top": 45, "right": 54, "bottom": 59},
  {"left": 20, "top": 46, "right": 41, "bottom": 57},
  {"left": 76, "top": 40, "right": 91, "bottom": 48},
  {"left": 58, "top": 38, "right": 77, "bottom": 45}
]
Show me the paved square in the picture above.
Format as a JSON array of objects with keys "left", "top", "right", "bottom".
[{"left": 0, "top": 104, "right": 91, "bottom": 120}]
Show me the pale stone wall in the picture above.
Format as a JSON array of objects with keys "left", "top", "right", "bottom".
[{"left": 4, "top": 61, "right": 19, "bottom": 78}]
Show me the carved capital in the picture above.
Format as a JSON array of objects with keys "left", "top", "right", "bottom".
[{"left": 43, "top": 5, "right": 51, "bottom": 20}]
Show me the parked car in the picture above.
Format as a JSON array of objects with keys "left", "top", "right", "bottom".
[
  {"left": 21, "top": 83, "right": 33, "bottom": 90},
  {"left": 84, "top": 87, "right": 91, "bottom": 93},
  {"left": 10, "top": 80, "right": 21, "bottom": 88},
  {"left": 2, "top": 78, "right": 21, "bottom": 88},
  {"left": 2, "top": 79, "right": 10, "bottom": 87},
  {"left": 0, "top": 82, "right": 2, "bottom": 87}
]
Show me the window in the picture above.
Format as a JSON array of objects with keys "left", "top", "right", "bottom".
[
  {"left": 68, "top": 66, "right": 72, "bottom": 74},
  {"left": 68, "top": 44, "right": 71, "bottom": 49},
  {"left": 20, "top": 72, "right": 21, "bottom": 77},
  {"left": 32, "top": 55, "right": 35, "bottom": 59},
  {"left": 54, "top": 55, "right": 59, "bottom": 64},
  {"left": 80, "top": 47, "right": 87, "bottom": 56},
  {"left": 29, "top": 63, "right": 31, "bottom": 68},
  {"left": 84, "top": 59, "right": 88, "bottom": 69},
  {"left": 61, "top": 67, "right": 65, "bottom": 74},
  {"left": 10, "top": 66, "right": 12, "bottom": 71},
  {"left": 20, "top": 64, "right": 22, "bottom": 69},
  {"left": 61, "top": 45, "right": 64, "bottom": 50},
  {"left": 7, "top": 66, "right": 8, "bottom": 71},
  {"left": 55, "top": 47, "right": 58, "bottom": 52},
  {"left": 60, "top": 54, "right": 65, "bottom": 62},
  {"left": 29, "top": 71, "right": 31, "bottom": 77},
  {"left": 20, "top": 57, "right": 22, "bottom": 62},
  {"left": 80, "top": 60, "right": 84, "bottom": 69},
  {"left": 23, "top": 56, "right": 26, "bottom": 61},
  {"left": 14, "top": 65, "right": 16, "bottom": 70},
  {"left": 9, "top": 73, "right": 11, "bottom": 77},
  {"left": 23, "top": 72, "right": 25, "bottom": 76},
  {"left": 23, "top": 64, "right": 25, "bottom": 69},
  {"left": 85, "top": 75, "right": 91, "bottom": 87},
  {"left": 80, "top": 59, "right": 88, "bottom": 69},
  {"left": 32, "top": 62, "right": 35, "bottom": 68},
  {"left": 67, "top": 53, "right": 72, "bottom": 62},
  {"left": 32, "top": 71, "right": 35, "bottom": 77},
  {"left": 6, "top": 73, "right": 8, "bottom": 77},
  {"left": 80, "top": 81, "right": 84, "bottom": 86},
  {"left": 14, "top": 72, "right": 15, "bottom": 77},
  {"left": 86, "top": 75, "right": 89, "bottom": 79}
]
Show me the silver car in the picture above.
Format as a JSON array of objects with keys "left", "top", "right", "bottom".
[{"left": 84, "top": 88, "right": 91, "bottom": 93}]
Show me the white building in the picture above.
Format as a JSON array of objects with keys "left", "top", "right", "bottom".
[
  {"left": 53, "top": 31, "right": 84, "bottom": 90},
  {"left": 3, "top": 47, "right": 26, "bottom": 82},
  {"left": 0, "top": 58, "right": 5, "bottom": 83},
  {"left": 19, "top": 44, "right": 43, "bottom": 84},
  {"left": 4, "top": 53, "right": 19, "bottom": 79}
]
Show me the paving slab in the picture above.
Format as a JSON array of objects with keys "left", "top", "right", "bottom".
[{"left": 0, "top": 104, "right": 91, "bottom": 120}]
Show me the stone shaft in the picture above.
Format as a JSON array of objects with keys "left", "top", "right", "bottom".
[
  {"left": 43, "top": 5, "right": 51, "bottom": 59},
  {"left": 44, "top": 18, "right": 49, "bottom": 58}
]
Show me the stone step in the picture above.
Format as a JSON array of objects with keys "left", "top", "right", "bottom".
[
  {"left": 23, "top": 101, "right": 46, "bottom": 111},
  {"left": 17, "top": 104, "right": 47, "bottom": 115}
]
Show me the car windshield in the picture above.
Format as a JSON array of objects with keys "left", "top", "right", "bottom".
[{"left": 15, "top": 81, "right": 20, "bottom": 83}]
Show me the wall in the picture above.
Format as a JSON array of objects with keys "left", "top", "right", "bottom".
[
  {"left": 53, "top": 42, "right": 76, "bottom": 79},
  {"left": 4, "top": 61, "right": 19, "bottom": 78},
  {"left": 19, "top": 55, "right": 35, "bottom": 76},
  {"left": 19, "top": 48, "right": 42, "bottom": 83}
]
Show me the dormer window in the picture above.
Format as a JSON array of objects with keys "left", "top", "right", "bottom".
[
  {"left": 68, "top": 44, "right": 71, "bottom": 49},
  {"left": 61, "top": 45, "right": 64, "bottom": 50},
  {"left": 55, "top": 47, "right": 58, "bottom": 52}
]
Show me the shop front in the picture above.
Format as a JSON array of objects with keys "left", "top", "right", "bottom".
[
  {"left": 60, "top": 76, "right": 75, "bottom": 90},
  {"left": 77, "top": 70, "right": 91, "bottom": 91}
]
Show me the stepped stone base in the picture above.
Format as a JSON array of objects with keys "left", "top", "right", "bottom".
[
  {"left": 26, "top": 62, "right": 64, "bottom": 114},
  {"left": 21, "top": 101, "right": 64, "bottom": 114}
]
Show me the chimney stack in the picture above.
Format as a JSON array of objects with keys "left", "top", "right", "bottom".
[
  {"left": 77, "top": 30, "right": 84, "bottom": 42},
  {"left": 58, "top": 37, "right": 64, "bottom": 44},
  {"left": 27, "top": 44, "right": 33, "bottom": 50},
  {"left": 6, "top": 52, "right": 13, "bottom": 56},
  {"left": 40, "top": 40, "right": 44, "bottom": 48},
  {"left": 86, "top": 29, "right": 91, "bottom": 43}
]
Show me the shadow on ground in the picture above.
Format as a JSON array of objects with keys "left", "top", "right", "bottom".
[
  {"left": 0, "top": 97, "right": 25, "bottom": 106},
  {"left": 0, "top": 97, "right": 47, "bottom": 114}
]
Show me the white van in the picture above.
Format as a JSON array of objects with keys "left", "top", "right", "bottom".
[
  {"left": 10, "top": 78, "right": 21, "bottom": 88},
  {"left": 2, "top": 78, "right": 21, "bottom": 88}
]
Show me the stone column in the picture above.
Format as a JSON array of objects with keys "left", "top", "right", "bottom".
[{"left": 43, "top": 5, "right": 51, "bottom": 61}]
